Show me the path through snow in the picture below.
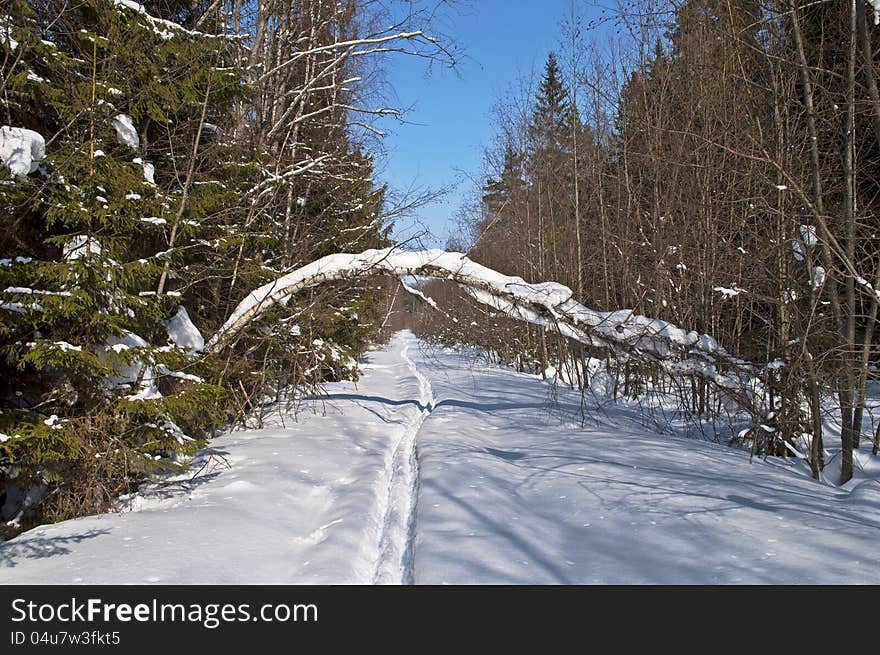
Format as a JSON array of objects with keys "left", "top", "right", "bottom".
[
  {"left": 371, "top": 337, "right": 433, "bottom": 584},
  {"left": 2, "top": 331, "right": 880, "bottom": 584},
  {"left": 0, "top": 333, "right": 423, "bottom": 584}
]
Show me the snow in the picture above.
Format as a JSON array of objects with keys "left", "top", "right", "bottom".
[
  {"left": 62, "top": 235, "right": 102, "bottom": 261},
  {"left": 794, "top": 225, "right": 819, "bottom": 262},
  {"left": 871, "top": 0, "right": 880, "bottom": 25},
  {"left": 156, "top": 364, "right": 203, "bottom": 383},
  {"left": 165, "top": 306, "right": 205, "bottom": 352},
  {"left": 0, "top": 126, "right": 45, "bottom": 178},
  {"left": 210, "top": 248, "right": 725, "bottom": 364},
  {"left": 400, "top": 278, "right": 439, "bottom": 310},
  {"left": 0, "top": 257, "right": 31, "bottom": 267},
  {"left": 855, "top": 275, "right": 880, "bottom": 303},
  {"left": 101, "top": 331, "right": 161, "bottom": 400},
  {"left": 799, "top": 224, "right": 817, "bottom": 247},
  {"left": 4, "top": 287, "right": 71, "bottom": 297},
  {"left": 142, "top": 162, "right": 155, "bottom": 185},
  {"left": 111, "top": 0, "right": 240, "bottom": 40},
  {"left": 0, "top": 302, "right": 39, "bottom": 313},
  {"left": 2, "top": 332, "right": 879, "bottom": 584},
  {"left": 110, "top": 114, "right": 139, "bottom": 149},
  {"left": 127, "top": 385, "right": 163, "bottom": 401},
  {"left": 713, "top": 285, "right": 746, "bottom": 299},
  {"left": 49, "top": 341, "right": 81, "bottom": 352},
  {"left": 0, "top": 336, "right": 426, "bottom": 583},
  {"left": 160, "top": 419, "right": 191, "bottom": 445},
  {"left": 1, "top": 18, "right": 18, "bottom": 50}
]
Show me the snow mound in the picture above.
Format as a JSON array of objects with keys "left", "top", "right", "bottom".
[
  {"left": 0, "top": 126, "right": 45, "bottom": 178},
  {"left": 104, "top": 331, "right": 148, "bottom": 380}
]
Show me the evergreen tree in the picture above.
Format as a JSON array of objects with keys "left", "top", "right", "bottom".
[
  {"left": 481, "top": 143, "right": 525, "bottom": 228},
  {"left": 0, "top": 0, "right": 244, "bottom": 532},
  {"left": 530, "top": 52, "right": 573, "bottom": 153},
  {"left": 0, "top": 0, "right": 434, "bottom": 534}
]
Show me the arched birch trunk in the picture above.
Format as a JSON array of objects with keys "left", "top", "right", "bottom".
[{"left": 206, "top": 248, "right": 762, "bottom": 416}]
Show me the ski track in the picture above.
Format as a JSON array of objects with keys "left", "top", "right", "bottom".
[
  {"left": 371, "top": 336, "right": 433, "bottom": 585},
  {"left": 5, "top": 331, "right": 880, "bottom": 585}
]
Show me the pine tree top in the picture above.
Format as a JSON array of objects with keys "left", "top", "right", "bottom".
[
  {"left": 528, "top": 52, "right": 576, "bottom": 157},
  {"left": 535, "top": 52, "right": 570, "bottom": 127}
]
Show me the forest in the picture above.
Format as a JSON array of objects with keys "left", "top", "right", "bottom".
[
  {"left": 415, "top": 0, "right": 880, "bottom": 486},
  {"left": 2, "top": 0, "right": 880, "bottom": 539},
  {"left": 0, "top": 0, "right": 450, "bottom": 534}
]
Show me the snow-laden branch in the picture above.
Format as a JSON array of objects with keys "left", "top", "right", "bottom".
[
  {"left": 206, "top": 249, "right": 758, "bottom": 410},
  {"left": 110, "top": 0, "right": 247, "bottom": 41},
  {"left": 400, "top": 278, "right": 439, "bottom": 311},
  {"left": 111, "top": 0, "right": 241, "bottom": 40}
]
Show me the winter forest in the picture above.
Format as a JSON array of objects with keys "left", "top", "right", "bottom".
[{"left": 1, "top": 0, "right": 880, "bottom": 585}]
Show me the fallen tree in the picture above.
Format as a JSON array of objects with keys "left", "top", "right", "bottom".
[{"left": 207, "top": 248, "right": 764, "bottom": 415}]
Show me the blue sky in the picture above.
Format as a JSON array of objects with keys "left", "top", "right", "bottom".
[{"left": 376, "top": 0, "right": 604, "bottom": 248}]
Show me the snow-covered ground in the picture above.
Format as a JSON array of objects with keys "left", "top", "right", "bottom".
[{"left": 2, "top": 331, "right": 879, "bottom": 584}]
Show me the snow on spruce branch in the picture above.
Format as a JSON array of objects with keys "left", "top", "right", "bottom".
[
  {"left": 111, "top": 0, "right": 243, "bottom": 40},
  {"left": 0, "top": 126, "right": 45, "bottom": 178}
]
